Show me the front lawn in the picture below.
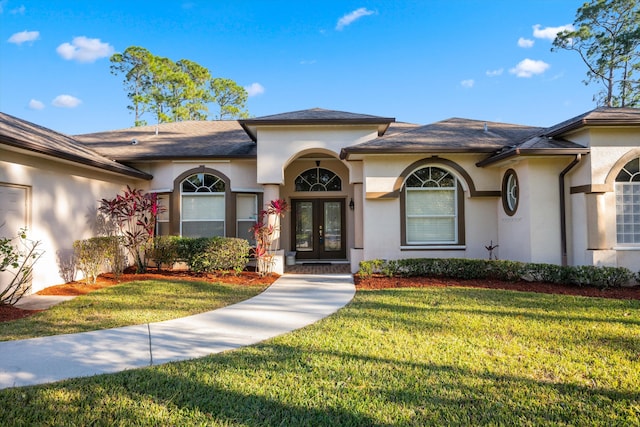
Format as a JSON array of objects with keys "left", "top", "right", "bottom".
[
  {"left": 1, "top": 286, "right": 638, "bottom": 425},
  {"left": 0, "top": 279, "right": 268, "bottom": 341}
]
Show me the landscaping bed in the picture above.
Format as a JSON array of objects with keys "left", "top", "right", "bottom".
[
  {"left": 0, "top": 270, "right": 277, "bottom": 323},
  {"left": 355, "top": 274, "right": 640, "bottom": 299}
]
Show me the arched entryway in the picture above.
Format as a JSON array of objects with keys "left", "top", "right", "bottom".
[{"left": 282, "top": 154, "right": 353, "bottom": 261}]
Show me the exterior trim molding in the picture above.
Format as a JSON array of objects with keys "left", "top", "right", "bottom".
[
  {"left": 604, "top": 148, "right": 640, "bottom": 189},
  {"left": 570, "top": 184, "right": 611, "bottom": 194}
]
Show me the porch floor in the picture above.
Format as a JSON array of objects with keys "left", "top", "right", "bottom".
[{"left": 285, "top": 263, "right": 351, "bottom": 274}]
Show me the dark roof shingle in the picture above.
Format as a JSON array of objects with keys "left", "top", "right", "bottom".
[{"left": 0, "top": 112, "right": 151, "bottom": 179}]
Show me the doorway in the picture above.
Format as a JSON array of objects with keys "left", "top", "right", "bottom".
[{"left": 292, "top": 199, "right": 346, "bottom": 260}]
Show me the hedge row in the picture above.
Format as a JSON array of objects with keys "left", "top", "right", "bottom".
[
  {"left": 358, "top": 258, "right": 638, "bottom": 289},
  {"left": 148, "top": 236, "right": 250, "bottom": 274}
]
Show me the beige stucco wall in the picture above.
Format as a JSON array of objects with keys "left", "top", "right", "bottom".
[
  {"left": 359, "top": 154, "right": 500, "bottom": 262},
  {"left": 0, "top": 148, "right": 141, "bottom": 292},
  {"left": 564, "top": 127, "right": 640, "bottom": 270},
  {"left": 256, "top": 126, "right": 379, "bottom": 184}
]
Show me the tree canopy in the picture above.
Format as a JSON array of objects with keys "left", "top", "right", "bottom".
[
  {"left": 553, "top": 0, "right": 640, "bottom": 107},
  {"left": 110, "top": 46, "right": 249, "bottom": 126}
]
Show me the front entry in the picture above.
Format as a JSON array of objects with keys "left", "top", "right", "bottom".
[{"left": 292, "top": 199, "right": 346, "bottom": 260}]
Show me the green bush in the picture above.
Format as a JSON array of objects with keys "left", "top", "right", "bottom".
[
  {"left": 148, "top": 236, "right": 181, "bottom": 270},
  {"left": 74, "top": 237, "right": 120, "bottom": 284},
  {"left": 359, "top": 257, "right": 637, "bottom": 290},
  {"left": 174, "top": 237, "right": 250, "bottom": 274}
]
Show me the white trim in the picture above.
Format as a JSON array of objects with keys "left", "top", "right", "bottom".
[
  {"left": 172, "top": 160, "right": 230, "bottom": 164},
  {"left": 613, "top": 246, "right": 640, "bottom": 251},
  {"left": 149, "top": 188, "right": 172, "bottom": 193},
  {"left": 400, "top": 245, "right": 466, "bottom": 250},
  {"left": 231, "top": 187, "right": 264, "bottom": 193}
]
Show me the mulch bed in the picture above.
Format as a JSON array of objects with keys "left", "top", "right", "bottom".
[
  {"left": 2, "top": 271, "right": 638, "bottom": 324},
  {"left": 0, "top": 270, "right": 278, "bottom": 323},
  {"left": 354, "top": 275, "right": 640, "bottom": 300}
]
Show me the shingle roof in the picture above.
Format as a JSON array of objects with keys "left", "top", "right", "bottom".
[
  {"left": 76, "top": 120, "right": 255, "bottom": 161},
  {"left": 0, "top": 112, "right": 151, "bottom": 180},
  {"left": 544, "top": 107, "right": 640, "bottom": 137},
  {"left": 340, "top": 117, "right": 542, "bottom": 159},
  {"left": 239, "top": 108, "right": 396, "bottom": 141}
]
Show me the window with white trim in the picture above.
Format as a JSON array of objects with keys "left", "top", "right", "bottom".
[
  {"left": 181, "top": 173, "right": 225, "bottom": 237},
  {"left": 236, "top": 193, "right": 258, "bottom": 244},
  {"left": 155, "top": 194, "right": 170, "bottom": 236},
  {"left": 405, "top": 166, "right": 458, "bottom": 244},
  {"left": 615, "top": 158, "right": 640, "bottom": 244}
]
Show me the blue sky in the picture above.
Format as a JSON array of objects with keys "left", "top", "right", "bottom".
[{"left": 1, "top": 0, "right": 596, "bottom": 135}]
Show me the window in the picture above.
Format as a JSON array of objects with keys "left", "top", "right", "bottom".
[
  {"left": 181, "top": 173, "right": 225, "bottom": 237},
  {"left": 155, "top": 194, "right": 170, "bottom": 236},
  {"left": 236, "top": 194, "right": 258, "bottom": 244},
  {"left": 501, "top": 169, "right": 519, "bottom": 216},
  {"left": 615, "top": 158, "right": 640, "bottom": 244},
  {"left": 295, "top": 168, "right": 341, "bottom": 191},
  {"left": 404, "top": 166, "right": 458, "bottom": 244}
]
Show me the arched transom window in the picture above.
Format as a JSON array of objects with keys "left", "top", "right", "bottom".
[
  {"left": 295, "top": 167, "right": 341, "bottom": 192},
  {"left": 181, "top": 173, "right": 225, "bottom": 237},
  {"left": 405, "top": 166, "right": 458, "bottom": 244},
  {"left": 615, "top": 158, "right": 640, "bottom": 244}
]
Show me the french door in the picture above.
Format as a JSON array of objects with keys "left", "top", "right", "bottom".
[{"left": 292, "top": 199, "right": 346, "bottom": 260}]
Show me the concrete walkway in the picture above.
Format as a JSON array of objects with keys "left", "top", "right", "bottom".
[{"left": 0, "top": 273, "right": 355, "bottom": 389}]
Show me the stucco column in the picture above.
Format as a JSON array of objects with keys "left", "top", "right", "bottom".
[
  {"left": 262, "top": 184, "right": 282, "bottom": 249},
  {"left": 354, "top": 183, "right": 364, "bottom": 248},
  {"left": 586, "top": 193, "right": 608, "bottom": 249}
]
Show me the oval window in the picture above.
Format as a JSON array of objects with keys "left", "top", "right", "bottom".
[{"left": 501, "top": 169, "right": 518, "bottom": 216}]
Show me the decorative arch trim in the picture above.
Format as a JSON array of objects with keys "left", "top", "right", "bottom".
[
  {"left": 604, "top": 149, "right": 640, "bottom": 190},
  {"left": 366, "top": 156, "right": 499, "bottom": 199}
]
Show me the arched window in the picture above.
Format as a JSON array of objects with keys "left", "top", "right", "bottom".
[
  {"left": 404, "top": 166, "right": 459, "bottom": 244},
  {"left": 181, "top": 173, "right": 225, "bottom": 237},
  {"left": 615, "top": 158, "right": 640, "bottom": 244},
  {"left": 295, "top": 168, "right": 341, "bottom": 192}
]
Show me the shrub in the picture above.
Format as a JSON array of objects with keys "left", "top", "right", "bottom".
[
  {"left": 359, "top": 257, "right": 637, "bottom": 290},
  {"left": 149, "top": 236, "right": 180, "bottom": 270},
  {"left": 0, "top": 228, "right": 43, "bottom": 305},
  {"left": 176, "top": 237, "right": 250, "bottom": 274},
  {"left": 74, "top": 237, "right": 121, "bottom": 284}
]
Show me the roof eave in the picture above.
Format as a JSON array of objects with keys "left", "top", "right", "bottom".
[
  {"left": 341, "top": 146, "right": 499, "bottom": 160},
  {"left": 546, "top": 118, "right": 640, "bottom": 137},
  {"left": 476, "top": 147, "right": 591, "bottom": 167},
  {"left": 1, "top": 136, "right": 153, "bottom": 180},
  {"left": 239, "top": 118, "right": 395, "bottom": 141}
]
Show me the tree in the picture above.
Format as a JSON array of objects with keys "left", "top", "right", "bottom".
[
  {"left": 109, "top": 46, "right": 153, "bottom": 127},
  {"left": 553, "top": 0, "right": 640, "bottom": 107},
  {"left": 210, "top": 77, "right": 250, "bottom": 119},
  {"left": 110, "top": 46, "right": 249, "bottom": 126}
]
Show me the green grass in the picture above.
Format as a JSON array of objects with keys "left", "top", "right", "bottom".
[
  {"left": 1, "top": 286, "right": 639, "bottom": 425},
  {"left": 0, "top": 279, "right": 267, "bottom": 341}
]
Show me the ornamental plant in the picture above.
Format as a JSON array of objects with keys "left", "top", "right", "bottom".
[
  {"left": 251, "top": 199, "right": 288, "bottom": 276},
  {"left": 0, "top": 228, "right": 43, "bottom": 306},
  {"left": 98, "top": 186, "right": 165, "bottom": 273}
]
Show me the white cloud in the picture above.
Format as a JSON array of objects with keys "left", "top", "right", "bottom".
[
  {"left": 8, "top": 30, "right": 40, "bottom": 45},
  {"left": 518, "top": 37, "right": 534, "bottom": 48},
  {"left": 52, "top": 94, "right": 82, "bottom": 108},
  {"left": 461, "top": 79, "right": 474, "bottom": 88},
  {"left": 532, "top": 24, "right": 574, "bottom": 40},
  {"left": 509, "top": 58, "right": 550, "bottom": 78},
  {"left": 56, "top": 36, "right": 114, "bottom": 63},
  {"left": 11, "top": 5, "right": 25, "bottom": 14},
  {"left": 245, "top": 82, "right": 265, "bottom": 97},
  {"left": 0, "top": 0, "right": 7, "bottom": 13},
  {"left": 486, "top": 68, "right": 503, "bottom": 77},
  {"left": 336, "top": 7, "right": 375, "bottom": 31},
  {"left": 28, "top": 99, "right": 44, "bottom": 110}
]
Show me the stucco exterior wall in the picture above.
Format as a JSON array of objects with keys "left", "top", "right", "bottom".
[
  {"left": 0, "top": 148, "right": 140, "bottom": 292},
  {"left": 256, "top": 126, "right": 378, "bottom": 184},
  {"left": 360, "top": 154, "right": 500, "bottom": 262}
]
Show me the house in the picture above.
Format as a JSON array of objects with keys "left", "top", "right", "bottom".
[{"left": 1, "top": 107, "right": 639, "bottom": 292}]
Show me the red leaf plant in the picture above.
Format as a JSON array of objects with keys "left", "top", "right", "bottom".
[
  {"left": 98, "top": 186, "right": 165, "bottom": 273},
  {"left": 252, "top": 199, "right": 288, "bottom": 276}
]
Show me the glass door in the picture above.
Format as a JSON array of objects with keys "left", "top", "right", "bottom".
[{"left": 292, "top": 199, "right": 346, "bottom": 259}]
